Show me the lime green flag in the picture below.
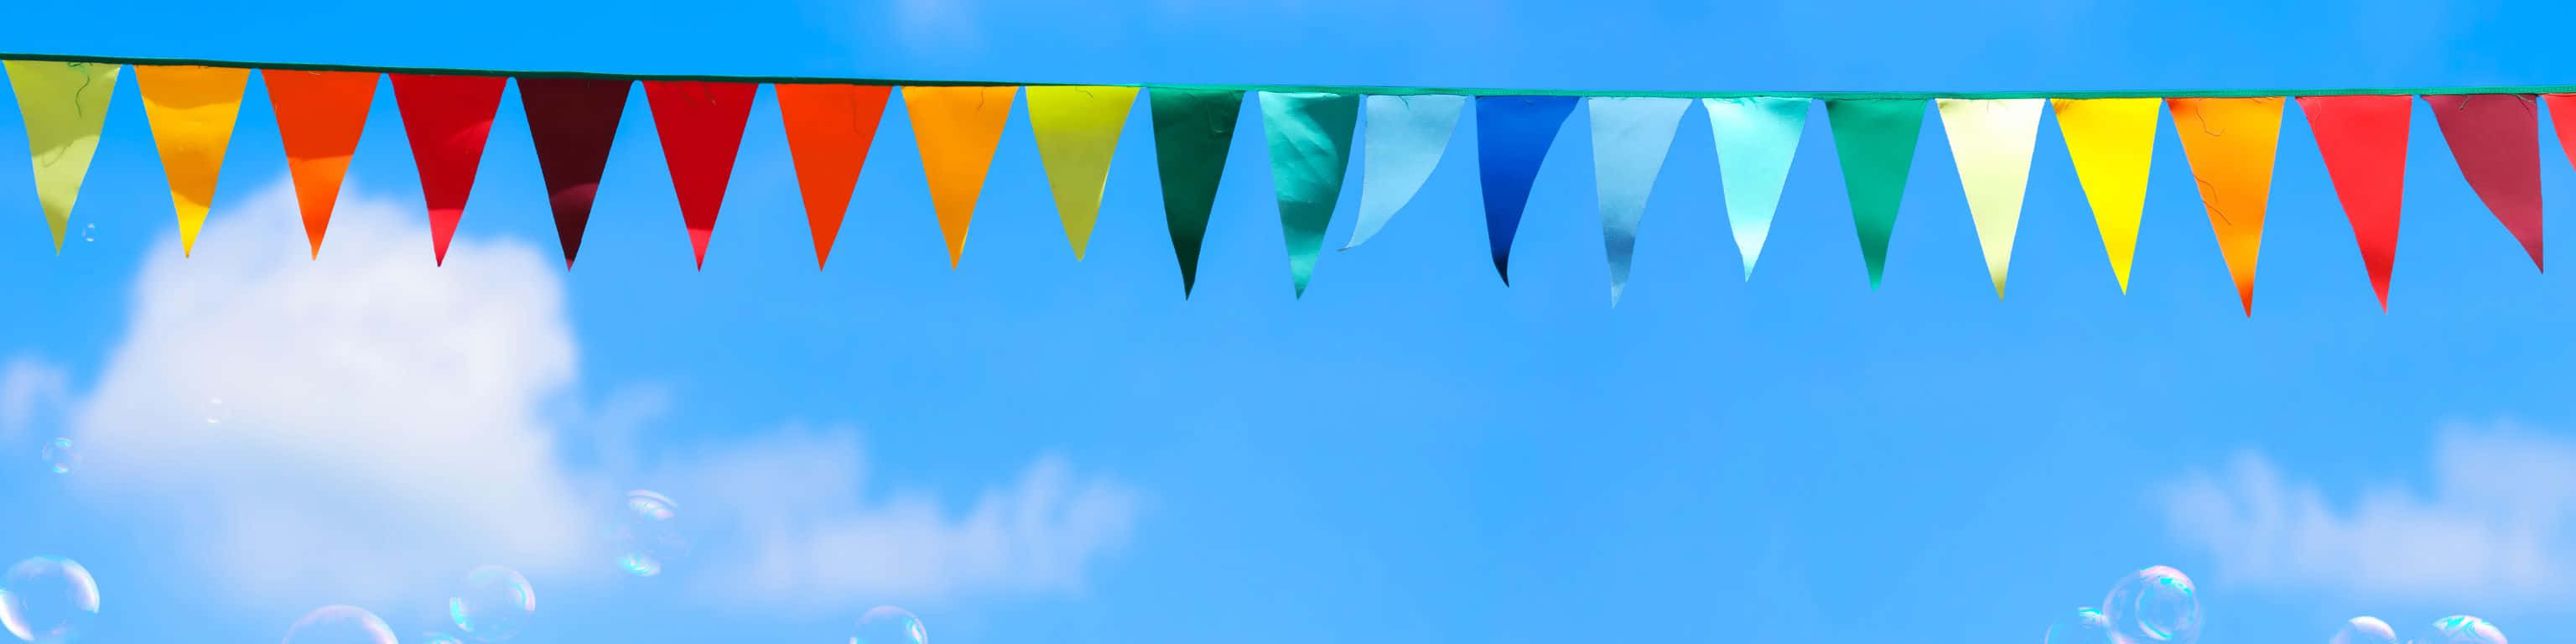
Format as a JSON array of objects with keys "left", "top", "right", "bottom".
[
  {"left": 7, "top": 61, "right": 122, "bottom": 252},
  {"left": 1258, "top": 91, "right": 1358, "bottom": 297},
  {"left": 1825, "top": 98, "right": 1925, "bottom": 288},
  {"left": 1150, "top": 88, "right": 1245, "bottom": 297}
]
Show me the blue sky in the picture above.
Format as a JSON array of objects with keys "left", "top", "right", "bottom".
[{"left": 2, "top": 0, "right": 2574, "bottom": 642}]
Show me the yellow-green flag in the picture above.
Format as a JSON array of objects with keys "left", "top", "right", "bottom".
[
  {"left": 7, "top": 61, "right": 121, "bottom": 252},
  {"left": 1026, "top": 86, "right": 1139, "bottom": 259},
  {"left": 137, "top": 65, "right": 251, "bottom": 256}
]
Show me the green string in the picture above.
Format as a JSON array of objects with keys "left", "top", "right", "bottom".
[{"left": 9, "top": 49, "right": 2576, "bottom": 99}]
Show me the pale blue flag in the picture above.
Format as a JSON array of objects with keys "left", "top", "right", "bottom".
[
  {"left": 1341, "top": 94, "right": 1465, "bottom": 250},
  {"left": 1703, "top": 96, "right": 1809, "bottom": 278},
  {"left": 1587, "top": 96, "right": 1691, "bottom": 304}
]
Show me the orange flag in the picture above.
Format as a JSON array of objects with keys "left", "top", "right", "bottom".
[
  {"left": 901, "top": 86, "right": 1018, "bottom": 266},
  {"left": 262, "top": 70, "right": 378, "bottom": 257},
  {"left": 135, "top": 65, "right": 250, "bottom": 256},
  {"left": 2167, "top": 97, "right": 2284, "bottom": 315},
  {"left": 776, "top": 84, "right": 891, "bottom": 268}
]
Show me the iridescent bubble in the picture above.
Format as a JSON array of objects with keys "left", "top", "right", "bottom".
[
  {"left": 2101, "top": 565, "right": 2200, "bottom": 644},
  {"left": 280, "top": 605, "right": 396, "bottom": 644},
  {"left": 39, "top": 439, "right": 74, "bottom": 475},
  {"left": 612, "top": 490, "right": 683, "bottom": 577},
  {"left": 77, "top": 225, "right": 91, "bottom": 243},
  {"left": 420, "top": 631, "right": 466, "bottom": 644},
  {"left": 0, "top": 557, "right": 99, "bottom": 643},
  {"left": 448, "top": 565, "right": 535, "bottom": 641},
  {"left": 2409, "top": 615, "right": 2506, "bottom": 644},
  {"left": 203, "top": 397, "right": 223, "bottom": 425},
  {"left": 2044, "top": 606, "right": 2113, "bottom": 644},
  {"left": 2332, "top": 616, "right": 2398, "bottom": 644},
  {"left": 850, "top": 605, "right": 927, "bottom": 644}
]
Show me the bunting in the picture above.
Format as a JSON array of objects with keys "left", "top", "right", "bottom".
[
  {"left": 1148, "top": 88, "right": 1244, "bottom": 296},
  {"left": 2049, "top": 98, "right": 2159, "bottom": 292},
  {"left": 262, "top": 70, "right": 377, "bottom": 257},
  {"left": 1026, "top": 86, "right": 1140, "bottom": 259},
  {"left": 1259, "top": 91, "right": 1358, "bottom": 297},
  {"left": 1475, "top": 95, "right": 1580, "bottom": 284},
  {"left": 2167, "top": 97, "right": 2284, "bottom": 315},
  {"left": 135, "top": 65, "right": 249, "bottom": 256},
  {"left": 1343, "top": 94, "right": 1463, "bottom": 250},
  {"left": 6, "top": 61, "right": 119, "bottom": 252},
  {"left": 518, "top": 77, "right": 631, "bottom": 267},
  {"left": 2425, "top": 94, "right": 2543, "bottom": 270},
  {"left": 644, "top": 80, "right": 758, "bottom": 268},
  {"left": 1587, "top": 96, "right": 1690, "bottom": 302},
  {"left": 1935, "top": 98, "right": 2043, "bottom": 297},
  {"left": 1702, "top": 96, "right": 1805, "bottom": 278},
  {"left": 2298, "top": 95, "right": 2410, "bottom": 309},
  {"left": 2546, "top": 94, "right": 2576, "bottom": 208},
  {"left": 775, "top": 83, "right": 891, "bottom": 268},
  {"left": 902, "top": 86, "right": 1019, "bottom": 267},
  {"left": 1824, "top": 98, "right": 1925, "bottom": 288},
  {"left": 389, "top": 73, "right": 506, "bottom": 265}
]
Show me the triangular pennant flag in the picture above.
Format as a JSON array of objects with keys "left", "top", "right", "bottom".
[
  {"left": 389, "top": 73, "right": 506, "bottom": 265},
  {"left": 2166, "top": 96, "right": 2284, "bottom": 315},
  {"left": 643, "top": 80, "right": 758, "bottom": 269},
  {"left": 1702, "top": 96, "right": 1805, "bottom": 278},
  {"left": 1823, "top": 98, "right": 1926, "bottom": 288},
  {"left": 1026, "top": 86, "right": 1139, "bottom": 260},
  {"left": 6, "top": 61, "right": 120, "bottom": 252},
  {"left": 1343, "top": 94, "right": 1463, "bottom": 250},
  {"left": 2425, "top": 94, "right": 2542, "bottom": 270},
  {"left": 902, "top": 86, "right": 1019, "bottom": 267},
  {"left": 2542, "top": 95, "right": 2576, "bottom": 220},
  {"left": 1475, "top": 95, "right": 1580, "bottom": 284},
  {"left": 517, "top": 77, "right": 631, "bottom": 267},
  {"left": 1148, "top": 88, "right": 1244, "bottom": 297},
  {"left": 2297, "top": 95, "right": 2411, "bottom": 309},
  {"left": 1259, "top": 91, "right": 1359, "bottom": 297},
  {"left": 135, "top": 65, "right": 248, "bottom": 257},
  {"left": 1587, "top": 96, "right": 1690, "bottom": 303},
  {"left": 1935, "top": 98, "right": 2044, "bottom": 298},
  {"left": 775, "top": 83, "right": 891, "bottom": 269},
  {"left": 262, "top": 70, "right": 377, "bottom": 257},
  {"left": 2049, "top": 98, "right": 2160, "bottom": 292}
]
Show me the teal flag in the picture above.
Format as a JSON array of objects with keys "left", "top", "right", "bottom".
[
  {"left": 1587, "top": 96, "right": 1690, "bottom": 304},
  {"left": 1703, "top": 96, "right": 1807, "bottom": 278},
  {"left": 1259, "top": 91, "right": 1359, "bottom": 297},
  {"left": 1150, "top": 88, "right": 1246, "bottom": 297},
  {"left": 1824, "top": 98, "right": 1925, "bottom": 288},
  {"left": 1343, "top": 94, "right": 1464, "bottom": 250}
]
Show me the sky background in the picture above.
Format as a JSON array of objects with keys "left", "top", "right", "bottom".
[{"left": 0, "top": 0, "right": 2573, "bottom": 642}]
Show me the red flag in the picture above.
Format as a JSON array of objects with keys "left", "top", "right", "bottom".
[
  {"left": 775, "top": 84, "right": 891, "bottom": 268},
  {"left": 2426, "top": 94, "right": 2542, "bottom": 270},
  {"left": 519, "top": 78, "right": 631, "bottom": 267},
  {"left": 2298, "top": 95, "right": 2411, "bottom": 309},
  {"left": 390, "top": 74, "right": 506, "bottom": 265},
  {"left": 642, "top": 80, "right": 759, "bottom": 268}
]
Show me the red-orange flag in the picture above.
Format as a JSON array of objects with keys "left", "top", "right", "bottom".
[
  {"left": 262, "top": 70, "right": 378, "bottom": 257},
  {"left": 2427, "top": 94, "right": 2543, "bottom": 270},
  {"left": 642, "top": 80, "right": 759, "bottom": 268},
  {"left": 775, "top": 84, "right": 891, "bottom": 268},
  {"left": 2297, "top": 95, "right": 2411, "bottom": 309},
  {"left": 390, "top": 74, "right": 506, "bottom": 265}
]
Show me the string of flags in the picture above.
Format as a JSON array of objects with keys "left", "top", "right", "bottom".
[{"left": 7, "top": 54, "right": 2575, "bottom": 313}]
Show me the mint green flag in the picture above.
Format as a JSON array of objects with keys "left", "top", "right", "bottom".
[
  {"left": 1824, "top": 98, "right": 1926, "bottom": 288},
  {"left": 1150, "top": 88, "right": 1246, "bottom": 297},
  {"left": 1259, "top": 91, "right": 1358, "bottom": 297}
]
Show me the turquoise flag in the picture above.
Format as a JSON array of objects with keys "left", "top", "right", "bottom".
[
  {"left": 1259, "top": 91, "right": 1359, "bottom": 297},
  {"left": 1824, "top": 98, "right": 1926, "bottom": 288},
  {"left": 1587, "top": 97, "right": 1690, "bottom": 304},
  {"left": 1703, "top": 97, "right": 1808, "bottom": 278}
]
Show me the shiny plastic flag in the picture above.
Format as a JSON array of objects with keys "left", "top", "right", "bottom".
[
  {"left": 1702, "top": 96, "right": 1806, "bottom": 278},
  {"left": 2049, "top": 98, "right": 2159, "bottom": 292},
  {"left": 1823, "top": 98, "right": 1925, "bottom": 288},
  {"left": 644, "top": 80, "right": 758, "bottom": 268},
  {"left": 1259, "top": 91, "right": 1358, "bottom": 297},
  {"left": 390, "top": 73, "right": 506, "bottom": 265},
  {"left": 518, "top": 77, "right": 631, "bottom": 267},
  {"left": 2425, "top": 94, "right": 2543, "bottom": 270},
  {"left": 1935, "top": 98, "right": 2044, "bottom": 298},
  {"left": 1148, "top": 88, "right": 1244, "bottom": 297},
  {"left": 902, "top": 86, "right": 1019, "bottom": 267},
  {"left": 2298, "top": 95, "right": 2411, "bottom": 309},
  {"left": 1588, "top": 96, "right": 1690, "bottom": 303},
  {"left": 2167, "top": 97, "right": 2284, "bottom": 315},
  {"left": 1027, "top": 86, "right": 1140, "bottom": 259},
  {"left": 775, "top": 83, "right": 892, "bottom": 268},
  {"left": 135, "top": 65, "right": 249, "bottom": 256},
  {"left": 6, "top": 61, "right": 119, "bottom": 252},
  {"left": 262, "top": 70, "right": 377, "bottom": 257},
  {"left": 1475, "top": 95, "right": 1580, "bottom": 283},
  {"left": 1343, "top": 94, "right": 1464, "bottom": 250}
]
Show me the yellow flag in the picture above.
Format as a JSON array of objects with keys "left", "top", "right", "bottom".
[
  {"left": 902, "top": 86, "right": 1019, "bottom": 266},
  {"left": 6, "top": 61, "right": 121, "bottom": 252},
  {"left": 137, "top": 65, "right": 251, "bottom": 256},
  {"left": 1936, "top": 98, "right": 2044, "bottom": 298},
  {"left": 2049, "top": 98, "right": 2160, "bottom": 292},
  {"left": 2168, "top": 97, "right": 2284, "bottom": 316},
  {"left": 1026, "top": 86, "right": 1138, "bottom": 260}
]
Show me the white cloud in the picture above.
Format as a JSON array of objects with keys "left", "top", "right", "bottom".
[
  {"left": 2161, "top": 423, "right": 2576, "bottom": 605},
  {"left": 47, "top": 178, "right": 1139, "bottom": 612}
]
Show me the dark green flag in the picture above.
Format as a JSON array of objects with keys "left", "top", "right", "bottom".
[
  {"left": 1150, "top": 88, "right": 1246, "bottom": 297},
  {"left": 1258, "top": 91, "right": 1359, "bottom": 297},
  {"left": 1824, "top": 98, "right": 1925, "bottom": 288}
]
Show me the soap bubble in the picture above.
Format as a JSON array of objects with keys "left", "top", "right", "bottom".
[
  {"left": 2045, "top": 606, "right": 2113, "bottom": 644},
  {"left": 39, "top": 439, "right": 74, "bottom": 475},
  {"left": 0, "top": 557, "right": 99, "bottom": 643},
  {"left": 203, "top": 397, "right": 223, "bottom": 425},
  {"left": 850, "top": 605, "right": 927, "bottom": 644},
  {"left": 280, "top": 605, "right": 395, "bottom": 644},
  {"left": 420, "top": 631, "right": 466, "bottom": 644},
  {"left": 2101, "top": 565, "right": 2200, "bottom": 644},
  {"left": 77, "top": 225, "right": 91, "bottom": 243},
  {"left": 448, "top": 565, "right": 535, "bottom": 641},
  {"left": 2410, "top": 615, "right": 2506, "bottom": 644},
  {"left": 612, "top": 490, "right": 684, "bottom": 577},
  {"left": 2332, "top": 616, "right": 2397, "bottom": 644}
]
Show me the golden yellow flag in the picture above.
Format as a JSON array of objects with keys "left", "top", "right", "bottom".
[
  {"left": 902, "top": 86, "right": 1019, "bottom": 267},
  {"left": 1026, "top": 86, "right": 1138, "bottom": 260},
  {"left": 6, "top": 61, "right": 120, "bottom": 252},
  {"left": 2049, "top": 98, "right": 2160, "bottom": 292},
  {"left": 137, "top": 65, "right": 251, "bottom": 256}
]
